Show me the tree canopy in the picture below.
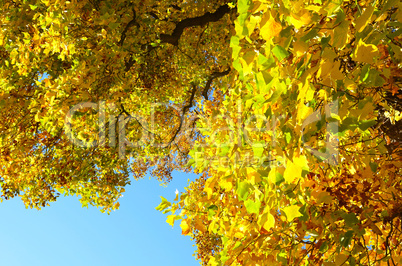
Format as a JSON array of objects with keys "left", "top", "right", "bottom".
[{"left": 1, "top": 0, "right": 402, "bottom": 265}]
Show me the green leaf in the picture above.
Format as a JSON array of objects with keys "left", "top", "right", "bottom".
[
  {"left": 319, "top": 241, "right": 329, "bottom": 253},
  {"left": 361, "top": 64, "right": 370, "bottom": 82},
  {"left": 245, "top": 199, "right": 261, "bottom": 214},
  {"left": 108, "top": 22, "right": 120, "bottom": 30},
  {"left": 300, "top": 28, "right": 319, "bottom": 42},
  {"left": 219, "top": 145, "right": 230, "bottom": 156},
  {"left": 298, "top": 205, "right": 309, "bottom": 221},
  {"left": 367, "top": 69, "right": 384, "bottom": 87},
  {"left": 208, "top": 205, "right": 219, "bottom": 217},
  {"left": 155, "top": 196, "right": 171, "bottom": 212},
  {"left": 237, "top": 181, "right": 252, "bottom": 201},
  {"left": 333, "top": 20, "right": 349, "bottom": 49},
  {"left": 369, "top": 162, "right": 378, "bottom": 172},
  {"left": 342, "top": 213, "right": 359, "bottom": 227},
  {"left": 252, "top": 142, "right": 265, "bottom": 158},
  {"left": 340, "top": 231, "right": 354, "bottom": 247},
  {"left": 233, "top": 58, "right": 243, "bottom": 77},
  {"left": 238, "top": 13, "right": 249, "bottom": 27},
  {"left": 320, "top": 36, "right": 331, "bottom": 50},
  {"left": 230, "top": 36, "right": 241, "bottom": 59},
  {"left": 238, "top": 0, "right": 251, "bottom": 14},
  {"left": 272, "top": 45, "right": 289, "bottom": 61},
  {"left": 358, "top": 120, "right": 376, "bottom": 131},
  {"left": 349, "top": 256, "right": 356, "bottom": 266},
  {"left": 340, "top": 117, "right": 358, "bottom": 132},
  {"left": 284, "top": 132, "right": 291, "bottom": 143},
  {"left": 258, "top": 54, "right": 276, "bottom": 70},
  {"left": 186, "top": 159, "right": 195, "bottom": 167},
  {"left": 265, "top": 80, "right": 286, "bottom": 103},
  {"left": 275, "top": 172, "right": 284, "bottom": 185}
]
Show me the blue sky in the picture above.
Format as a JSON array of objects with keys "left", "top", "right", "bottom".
[{"left": 0, "top": 171, "right": 200, "bottom": 266}]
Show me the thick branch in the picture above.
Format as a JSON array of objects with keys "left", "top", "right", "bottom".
[
  {"left": 202, "top": 69, "right": 231, "bottom": 100},
  {"left": 160, "top": 4, "right": 232, "bottom": 45},
  {"left": 119, "top": 10, "right": 139, "bottom": 46},
  {"left": 124, "top": 56, "right": 136, "bottom": 71},
  {"left": 182, "top": 84, "right": 198, "bottom": 115}
]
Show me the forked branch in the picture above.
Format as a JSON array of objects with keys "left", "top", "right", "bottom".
[{"left": 160, "top": 4, "right": 232, "bottom": 45}]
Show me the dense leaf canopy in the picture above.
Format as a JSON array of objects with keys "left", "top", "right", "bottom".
[
  {"left": 1, "top": 0, "right": 402, "bottom": 265},
  {"left": 0, "top": 0, "right": 235, "bottom": 210}
]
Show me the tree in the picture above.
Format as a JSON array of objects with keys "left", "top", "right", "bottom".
[
  {"left": 1, "top": 0, "right": 401, "bottom": 265},
  {"left": 0, "top": 0, "right": 235, "bottom": 211},
  {"left": 157, "top": 0, "right": 402, "bottom": 265}
]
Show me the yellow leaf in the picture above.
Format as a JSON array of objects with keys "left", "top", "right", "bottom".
[
  {"left": 396, "top": 110, "right": 402, "bottom": 122},
  {"left": 194, "top": 219, "right": 206, "bottom": 233},
  {"left": 355, "top": 5, "right": 375, "bottom": 32},
  {"left": 260, "top": 13, "right": 282, "bottom": 42},
  {"left": 318, "top": 49, "right": 337, "bottom": 79},
  {"left": 293, "top": 155, "right": 309, "bottom": 171},
  {"left": 203, "top": 176, "right": 216, "bottom": 199},
  {"left": 268, "top": 167, "right": 277, "bottom": 184},
  {"left": 263, "top": 212, "right": 275, "bottom": 231},
  {"left": 396, "top": 3, "right": 402, "bottom": 23},
  {"left": 246, "top": 15, "right": 260, "bottom": 36},
  {"left": 293, "top": 39, "right": 308, "bottom": 57},
  {"left": 288, "top": 10, "right": 311, "bottom": 29},
  {"left": 166, "top": 215, "right": 176, "bottom": 227},
  {"left": 352, "top": 39, "right": 380, "bottom": 64},
  {"left": 246, "top": 167, "right": 261, "bottom": 184},
  {"left": 234, "top": 231, "right": 245, "bottom": 238},
  {"left": 101, "top": 28, "right": 107, "bottom": 38},
  {"left": 41, "top": 0, "right": 50, "bottom": 6},
  {"left": 282, "top": 205, "right": 302, "bottom": 222},
  {"left": 316, "top": 191, "right": 333, "bottom": 204},
  {"left": 335, "top": 254, "right": 348, "bottom": 266},
  {"left": 297, "top": 103, "right": 313, "bottom": 124},
  {"left": 208, "top": 256, "right": 218, "bottom": 266},
  {"left": 330, "top": 61, "right": 344, "bottom": 80},
  {"left": 284, "top": 160, "right": 302, "bottom": 183},
  {"left": 220, "top": 177, "right": 233, "bottom": 192},
  {"left": 332, "top": 20, "right": 350, "bottom": 49},
  {"left": 34, "top": 112, "right": 41, "bottom": 122},
  {"left": 344, "top": 78, "right": 357, "bottom": 91},
  {"left": 180, "top": 219, "right": 191, "bottom": 235},
  {"left": 45, "top": 91, "right": 56, "bottom": 100}
]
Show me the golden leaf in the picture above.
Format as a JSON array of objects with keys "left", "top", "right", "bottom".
[
  {"left": 260, "top": 13, "right": 282, "bottom": 42},
  {"left": 352, "top": 39, "right": 380, "bottom": 64}
]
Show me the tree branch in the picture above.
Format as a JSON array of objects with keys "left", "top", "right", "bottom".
[
  {"left": 119, "top": 103, "right": 160, "bottom": 141},
  {"left": 202, "top": 69, "right": 231, "bottom": 100},
  {"left": 124, "top": 55, "right": 136, "bottom": 71},
  {"left": 119, "top": 9, "right": 139, "bottom": 46},
  {"left": 162, "top": 68, "right": 231, "bottom": 148},
  {"left": 163, "top": 84, "right": 198, "bottom": 148},
  {"left": 160, "top": 4, "right": 232, "bottom": 45}
]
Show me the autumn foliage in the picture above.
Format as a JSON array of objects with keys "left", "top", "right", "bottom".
[{"left": 1, "top": 0, "right": 402, "bottom": 265}]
